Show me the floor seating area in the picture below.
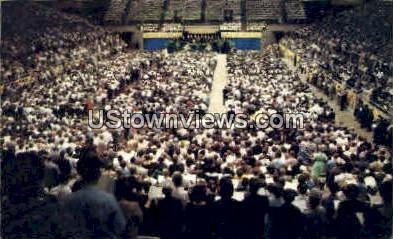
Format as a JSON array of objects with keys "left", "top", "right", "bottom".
[{"left": 2, "top": 2, "right": 392, "bottom": 239}]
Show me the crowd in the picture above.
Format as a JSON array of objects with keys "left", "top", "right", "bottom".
[
  {"left": 1, "top": 2, "right": 126, "bottom": 85},
  {"left": 1, "top": 2, "right": 392, "bottom": 239},
  {"left": 280, "top": 2, "right": 392, "bottom": 114}
]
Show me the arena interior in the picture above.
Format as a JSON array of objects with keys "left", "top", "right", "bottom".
[{"left": 1, "top": 0, "right": 392, "bottom": 238}]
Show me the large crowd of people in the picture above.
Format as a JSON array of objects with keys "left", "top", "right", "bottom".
[
  {"left": 1, "top": 2, "right": 126, "bottom": 85},
  {"left": 1, "top": 2, "right": 392, "bottom": 239},
  {"left": 280, "top": 2, "right": 392, "bottom": 114}
]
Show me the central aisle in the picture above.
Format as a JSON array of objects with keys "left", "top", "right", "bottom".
[{"left": 208, "top": 54, "right": 228, "bottom": 114}]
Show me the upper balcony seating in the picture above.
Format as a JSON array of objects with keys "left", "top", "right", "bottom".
[
  {"left": 104, "top": 0, "right": 128, "bottom": 24},
  {"left": 224, "top": 0, "right": 242, "bottom": 21},
  {"left": 184, "top": 0, "right": 202, "bottom": 21},
  {"left": 286, "top": 0, "right": 307, "bottom": 20},
  {"left": 206, "top": 0, "right": 224, "bottom": 21},
  {"left": 165, "top": 0, "right": 184, "bottom": 21},
  {"left": 246, "top": 0, "right": 281, "bottom": 21},
  {"left": 127, "top": 0, "right": 162, "bottom": 22}
]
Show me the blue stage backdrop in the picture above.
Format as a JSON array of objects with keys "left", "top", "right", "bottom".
[
  {"left": 230, "top": 38, "right": 261, "bottom": 50},
  {"left": 144, "top": 39, "right": 170, "bottom": 51},
  {"left": 144, "top": 38, "right": 262, "bottom": 51}
]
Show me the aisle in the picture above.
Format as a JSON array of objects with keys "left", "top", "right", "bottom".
[{"left": 208, "top": 54, "right": 228, "bottom": 114}]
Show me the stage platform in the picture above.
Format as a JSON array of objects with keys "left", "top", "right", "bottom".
[
  {"left": 143, "top": 31, "right": 262, "bottom": 39},
  {"left": 184, "top": 25, "right": 220, "bottom": 34},
  {"left": 143, "top": 32, "right": 182, "bottom": 39}
]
